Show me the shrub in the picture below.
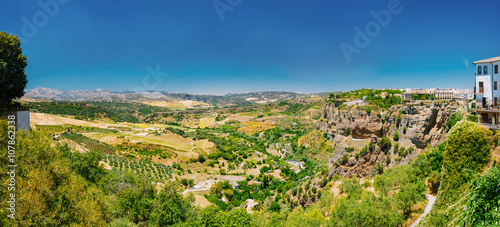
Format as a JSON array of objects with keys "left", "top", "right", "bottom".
[
  {"left": 320, "top": 178, "right": 328, "bottom": 188},
  {"left": 198, "top": 154, "right": 206, "bottom": 163},
  {"left": 427, "top": 171, "right": 440, "bottom": 194},
  {"left": 345, "top": 147, "right": 355, "bottom": 153},
  {"left": 447, "top": 112, "right": 463, "bottom": 132},
  {"left": 340, "top": 154, "right": 349, "bottom": 164},
  {"left": 466, "top": 114, "right": 478, "bottom": 122},
  {"left": 338, "top": 177, "right": 362, "bottom": 197},
  {"left": 360, "top": 146, "right": 368, "bottom": 156},
  {"left": 403, "top": 126, "right": 407, "bottom": 134},
  {"left": 378, "top": 136, "right": 392, "bottom": 151},
  {"left": 393, "top": 131, "right": 399, "bottom": 141},
  {"left": 398, "top": 147, "right": 407, "bottom": 158},
  {"left": 330, "top": 174, "right": 340, "bottom": 182},
  {"left": 346, "top": 128, "right": 351, "bottom": 136},
  {"left": 368, "top": 142, "right": 375, "bottom": 151},
  {"left": 461, "top": 167, "right": 500, "bottom": 226},
  {"left": 375, "top": 163, "right": 384, "bottom": 174},
  {"left": 437, "top": 121, "right": 491, "bottom": 209},
  {"left": 394, "top": 143, "right": 400, "bottom": 154}
]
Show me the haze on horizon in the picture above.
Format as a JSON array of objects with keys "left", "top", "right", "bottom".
[{"left": 2, "top": 0, "right": 500, "bottom": 95}]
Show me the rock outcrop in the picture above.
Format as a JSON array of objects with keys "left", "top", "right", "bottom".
[{"left": 319, "top": 102, "right": 460, "bottom": 178}]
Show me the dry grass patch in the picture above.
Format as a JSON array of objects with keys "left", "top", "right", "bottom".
[
  {"left": 197, "top": 117, "right": 216, "bottom": 128},
  {"left": 147, "top": 101, "right": 186, "bottom": 109},
  {"left": 180, "top": 100, "right": 211, "bottom": 109},
  {"left": 187, "top": 193, "right": 212, "bottom": 208},
  {"left": 237, "top": 121, "right": 273, "bottom": 135},
  {"left": 228, "top": 115, "right": 254, "bottom": 122}
]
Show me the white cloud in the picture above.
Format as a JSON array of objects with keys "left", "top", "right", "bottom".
[{"left": 463, "top": 58, "right": 470, "bottom": 68}]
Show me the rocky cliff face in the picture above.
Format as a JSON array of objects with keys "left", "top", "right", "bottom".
[{"left": 317, "top": 102, "right": 459, "bottom": 178}]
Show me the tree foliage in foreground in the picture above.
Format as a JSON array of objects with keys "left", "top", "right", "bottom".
[
  {"left": 438, "top": 120, "right": 491, "bottom": 207},
  {"left": 0, "top": 32, "right": 28, "bottom": 113},
  {"left": 419, "top": 120, "right": 493, "bottom": 226},
  {"left": 460, "top": 167, "right": 500, "bottom": 226}
]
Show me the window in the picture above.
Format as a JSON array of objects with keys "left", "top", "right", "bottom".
[
  {"left": 478, "top": 66, "right": 482, "bottom": 75},
  {"left": 479, "top": 82, "right": 484, "bottom": 93},
  {"left": 495, "top": 65, "right": 498, "bottom": 74},
  {"left": 495, "top": 81, "right": 497, "bottom": 90},
  {"left": 484, "top": 66, "right": 488, "bottom": 75}
]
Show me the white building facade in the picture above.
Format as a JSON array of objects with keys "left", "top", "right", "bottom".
[
  {"left": 475, "top": 56, "right": 500, "bottom": 108},
  {"left": 474, "top": 56, "right": 500, "bottom": 125}
]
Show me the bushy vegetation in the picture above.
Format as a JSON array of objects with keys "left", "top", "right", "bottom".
[
  {"left": 104, "top": 154, "right": 172, "bottom": 182},
  {"left": 377, "top": 136, "right": 392, "bottom": 151},
  {"left": 61, "top": 132, "right": 116, "bottom": 155},
  {"left": 30, "top": 101, "right": 170, "bottom": 123},
  {"left": 4, "top": 88, "right": 496, "bottom": 226},
  {"left": 446, "top": 110, "right": 463, "bottom": 132},
  {"left": 420, "top": 120, "right": 493, "bottom": 226},
  {"left": 330, "top": 89, "right": 402, "bottom": 109},
  {"left": 460, "top": 167, "right": 500, "bottom": 225},
  {"left": 439, "top": 121, "right": 491, "bottom": 205},
  {"left": 36, "top": 124, "right": 118, "bottom": 134}
]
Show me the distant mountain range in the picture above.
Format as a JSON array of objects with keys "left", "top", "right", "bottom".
[{"left": 22, "top": 87, "right": 333, "bottom": 107}]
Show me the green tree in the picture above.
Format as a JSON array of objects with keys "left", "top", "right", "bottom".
[
  {"left": 225, "top": 208, "right": 252, "bottom": 227},
  {"left": 377, "top": 136, "right": 392, "bottom": 152},
  {"left": 438, "top": 121, "right": 491, "bottom": 207},
  {"left": 338, "top": 177, "right": 362, "bottom": 199},
  {"left": 461, "top": 167, "right": 500, "bottom": 226},
  {"left": 0, "top": 32, "right": 28, "bottom": 113},
  {"left": 224, "top": 189, "right": 234, "bottom": 201},
  {"left": 150, "top": 182, "right": 195, "bottom": 226},
  {"left": 269, "top": 201, "right": 281, "bottom": 212},
  {"left": 0, "top": 121, "right": 109, "bottom": 226},
  {"left": 200, "top": 205, "right": 225, "bottom": 226},
  {"left": 393, "top": 131, "right": 399, "bottom": 141},
  {"left": 198, "top": 154, "right": 207, "bottom": 163},
  {"left": 210, "top": 182, "right": 223, "bottom": 199},
  {"left": 61, "top": 146, "right": 106, "bottom": 183},
  {"left": 446, "top": 112, "right": 462, "bottom": 132},
  {"left": 393, "top": 181, "right": 426, "bottom": 218}
]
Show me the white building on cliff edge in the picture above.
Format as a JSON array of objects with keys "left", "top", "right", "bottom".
[{"left": 474, "top": 56, "right": 500, "bottom": 124}]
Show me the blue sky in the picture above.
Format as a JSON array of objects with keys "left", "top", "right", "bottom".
[{"left": 1, "top": 0, "right": 499, "bottom": 95}]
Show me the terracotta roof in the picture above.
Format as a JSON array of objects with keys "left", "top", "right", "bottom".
[
  {"left": 247, "top": 180, "right": 261, "bottom": 186},
  {"left": 473, "top": 56, "right": 500, "bottom": 65}
]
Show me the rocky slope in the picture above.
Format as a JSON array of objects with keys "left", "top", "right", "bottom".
[{"left": 317, "top": 102, "right": 460, "bottom": 178}]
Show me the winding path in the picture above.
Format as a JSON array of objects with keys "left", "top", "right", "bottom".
[
  {"left": 410, "top": 194, "right": 436, "bottom": 227},
  {"left": 182, "top": 188, "right": 209, "bottom": 194}
]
